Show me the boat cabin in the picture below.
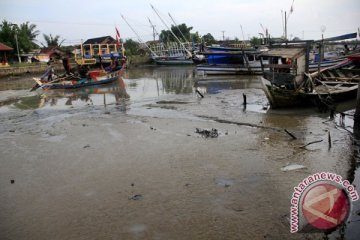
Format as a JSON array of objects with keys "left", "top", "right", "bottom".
[
  {"left": 75, "top": 43, "right": 122, "bottom": 65},
  {"left": 260, "top": 47, "right": 306, "bottom": 89}
]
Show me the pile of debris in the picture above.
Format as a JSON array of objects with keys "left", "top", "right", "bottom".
[{"left": 195, "top": 128, "right": 219, "bottom": 138}]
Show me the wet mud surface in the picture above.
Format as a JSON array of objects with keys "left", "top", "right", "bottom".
[{"left": 0, "top": 66, "right": 358, "bottom": 239}]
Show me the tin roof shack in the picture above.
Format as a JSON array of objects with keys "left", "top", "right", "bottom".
[
  {"left": 0, "top": 42, "right": 13, "bottom": 67},
  {"left": 35, "top": 47, "right": 63, "bottom": 63}
]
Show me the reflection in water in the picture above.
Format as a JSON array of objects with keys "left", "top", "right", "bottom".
[
  {"left": 194, "top": 75, "right": 262, "bottom": 94},
  {"left": 15, "top": 77, "right": 130, "bottom": 110},
  {"left": 3, "top": 66, "right": 267, "bottom": 111},
  {"left": 125, "top": 66, "right": 195, "bottom": 95},
  {"left": 14, "top": 95, "right": 42, "bottom": 110},
  {"left": 0, "top": 75, "right": 37, "bottom": 90}
]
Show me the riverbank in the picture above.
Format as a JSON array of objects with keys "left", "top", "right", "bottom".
[
  {"left": 0, "top": 55, "right": 152, "bottom": 77},
  {"left": 0, "top": 63, "right": 67, "bottom": 77}
]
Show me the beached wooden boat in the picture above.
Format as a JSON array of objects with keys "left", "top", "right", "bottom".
[
  {"left": 32, "top": 63, "right": 126, "bottom": 90},
  {"left": 308, "top": 57, "right": 348, "bottom": 72},
  {"left": 260, "top": 46, "right": 359, "bottom": 108}
]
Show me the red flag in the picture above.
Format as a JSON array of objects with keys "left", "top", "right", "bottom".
[
  {"left": 115, "top": 27, "right": 121, "bottom": 47},
  {"left": 116, "top": 35, "right": 120, "bottom": 47}
]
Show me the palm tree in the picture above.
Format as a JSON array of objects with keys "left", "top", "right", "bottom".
[
  {"left": 20, "top": 22, "right": 39, "bottom": 42},
  {"left": 0, "top": 20, "right": 15, "bottom": 48},
  {"left": 18, "top": 22, "right": 40, "bottom": 52},
  {"left": 43, "top": 33, "right": 65, "bottom": 47},
  {"left": 0, "top": 20, "right": 40, "bottom": 53}
]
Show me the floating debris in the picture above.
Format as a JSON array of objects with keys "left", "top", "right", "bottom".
[
  {"left": 281, "top": 164, "right": 306, "bottom": 172},
  {"left": 10, "top": 179, "right": 15, "bottom": 184},
  {"left": 299, "top": 140, "right": 323, "bottom": 149},
  {"left": 196, "top": 89, "right": 204, "bottom": 98},
  {"left": 129, "top": 194, "right": 142, "bottom": 200},
  {"left": 195, "top": 128, "right": 219, "bottom": 138},
  {"left": 156, "top": 100, "right": 189, "bottom": 104},
  {"left": 215, "top": 178, "right": 235, "bottom": 187},
  {"left": 284, "top": 129, "right": 297, "bottom": 140},
  {"left": 83, "top": 144, "right": 90, "bottom": 148}
]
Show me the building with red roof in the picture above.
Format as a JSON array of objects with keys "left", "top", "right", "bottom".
[{"left": 0, "top": 42, "right": 13, "bottom": 67}]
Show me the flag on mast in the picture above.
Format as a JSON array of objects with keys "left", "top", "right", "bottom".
[{"left": 115, "top": 27, "right": 121, "bottom": 47}]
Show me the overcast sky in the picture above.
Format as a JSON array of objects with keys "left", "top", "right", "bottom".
[{"left": 1, "top": 0, "right": 359, "bottom": 46}]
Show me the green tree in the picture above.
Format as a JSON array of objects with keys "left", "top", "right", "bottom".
[
  {"left": 202, "top": 33, "right": 216, "bottom": 45},
  {"left": 190, "top": 31, "right": 201, "bottom": 43},
  {"left": 0, "top": 20, "right": 15, "bottom": 48},
  {"left": 43, "top": 33, "right": 64, "bottom": 47},
  {"left": 250, "top": 37, "right": 262, "bottom": 46},
  {"left": 123, "top": 39, "right": 140, "bottom": 56},
  {"left": 18, "top": 22, "right": 40, "bottom": 52},
  {"left": 0, "top": 20, "right": 39, "bottom": 53},
  {"left": 159, "top": 23, "right": 193, "bottom": 43}
]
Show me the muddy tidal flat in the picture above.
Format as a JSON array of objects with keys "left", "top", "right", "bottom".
[{"left": 0, "top": 66, "right": 359, "bottom": 240}]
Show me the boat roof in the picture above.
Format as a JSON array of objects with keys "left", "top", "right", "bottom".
[
  {"left": 262, "top": 47, "right": 305, "bottom": 59},
  {"left": 202, "top": 50, "right": 259, "bottom": 55}
]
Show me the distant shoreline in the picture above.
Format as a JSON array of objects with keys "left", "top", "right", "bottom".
[{"left": 0, "top": 55, "right": 152, "bottom": 78}]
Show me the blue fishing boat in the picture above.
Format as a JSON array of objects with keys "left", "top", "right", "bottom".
[{"left": 196, "top": 49, "right": 267, "bottom": 75}]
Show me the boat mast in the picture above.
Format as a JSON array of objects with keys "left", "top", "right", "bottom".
[
  {"left": 240, "top": 25, "right": 245, "bottom": 43},
  {"left": 150, "top": 4, "right": 192, "bottom": 57},
  {"left": 148, "top": 17, "right": 159, "bottom": 42},
  {"left": 285, "top": 0, "right": 295, "bottom": 41},
  {"left": 168, "top": 13, "right": 189, "bottom": 43},
  {"left": 121, "top": 15, "right": 159, "bottom": 57}
]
